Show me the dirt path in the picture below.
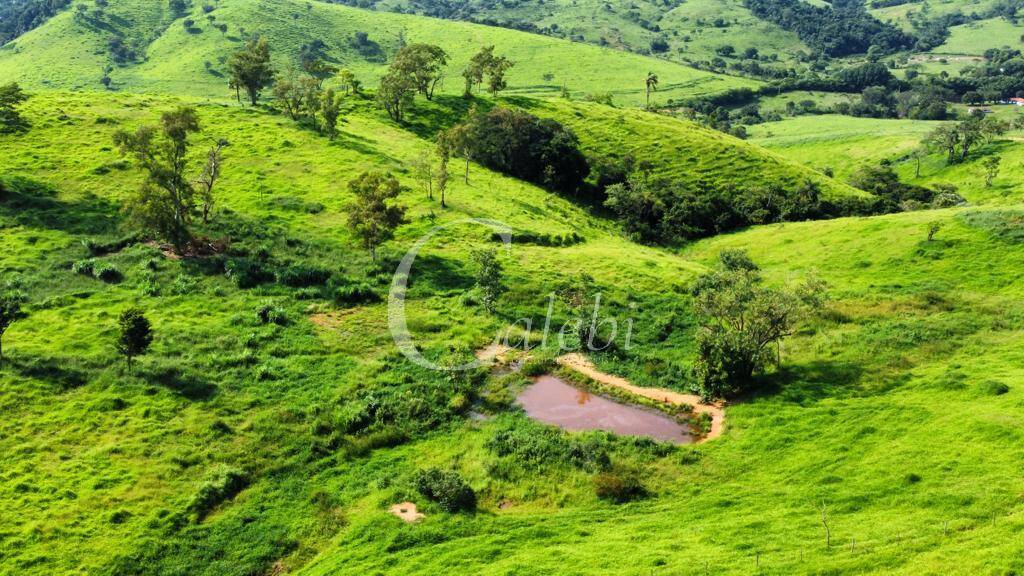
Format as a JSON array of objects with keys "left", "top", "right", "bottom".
[
  {"left": 476, "top": 345, "right": 725, "bottom": 441},
  {"left": 389, "top": 502, "right": 425, "bottom": 523},
  {"left": 556, "top": 353, "right": 725, "bottom": 441}
]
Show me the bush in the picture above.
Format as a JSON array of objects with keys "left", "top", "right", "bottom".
[
  {"left": 225, "top": 257, "right": 275, "bottom": 288},
  {"left": 277, "top": 264, "right": 331, "bottom": 287},
  {"left": 256, "top": 302, "right": 288, "bottom": 325},
  {"left": 72, "top": 259, "right": 95, "bottom": 276},
  {"left": 334, "top": 283, "right": 380, "bottom": 306},
  {"left": 593, "top": 465, "right": 647, "bottom": 503},
  {"left": 414, "top": 468, "right": 476, "bottom": 512},
  {"left": 92, "top": 261, "right": 122, "bottom": 283},
  {"left": 187, "top": 465, "right": 248, "bottom": 520},
  {"left": 980, "top": 380, "right": 1010, "bottom": 396}
]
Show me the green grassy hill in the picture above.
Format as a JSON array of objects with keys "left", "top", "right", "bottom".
[
  {"left": 4, "top": 1, "right": 1024, "bottom": 575},
  {"left": 526, "top": 99, "right": 863, "bottom": 197},
  {"left": 5, "top": 87, "right": 1024, "bottom": 576},
  {"left": 0, "top": 0, "right": 760, "bottom": 105},
  {"left": 929, "top": 16, "right": 1024, "bottom": 55},
  {"left": 363, "top": 0, "right": 809, "bottom": 66},
  {"left": 748, "top": 112, "right": 1024, "bottom": 203}
]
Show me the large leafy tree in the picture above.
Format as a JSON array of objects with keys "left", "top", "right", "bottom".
[
  {"left": 377, "top": 69, "right": 415, "bottom": 123},
  {"left": 346, "top": 172, "right": 406, "bottom": 261},
  {"left": 228, "top": 37, "right": 275, "bottom": 106},
  {"left": 462, "top": 46, "right": 513, "bottom": 97},
  {"left": 114, "top": 107, "right": 202, "bottom": 251},
  {"left": 392, "top": 43, "right": 448, "bottom": 100},
  {"left": 0, "top": 82, "right": 30, "bottom": 133},
  {"left": 692, "top": 250, "right": 826, "bottom": 400}
]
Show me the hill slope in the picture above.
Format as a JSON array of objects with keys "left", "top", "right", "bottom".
[{"left": 0, "top": 0, "right": 760, "bottom": 105}]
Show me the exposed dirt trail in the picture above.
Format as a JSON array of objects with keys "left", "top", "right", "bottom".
[
  {"left": 477, "top": 345, "right": 725, "bottom": 441},
  {"left": 556, "top": 353, "right": 725, "bottom": 441}
]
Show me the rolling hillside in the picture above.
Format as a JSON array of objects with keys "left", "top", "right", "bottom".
[
  {"left": 4, "top": 0, "right": 1024, "bottom": 575},
  {"left": 749, "top": 112, "right": 1024, "bottom": 203},
  {"left": 0, "top": 0, "right": 760, "bottom": 105}
]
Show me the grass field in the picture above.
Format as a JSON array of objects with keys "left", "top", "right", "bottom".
[
  {"left": 749, "top": 112, "right": 1024, "bottom": 203},
  {"left": 3, "top": 1, "right": 1024, "bottom": 575},
  {"left": 0, "top": 0, "right": 760, "bottom": 106},
  {"left": 929, "top": 16, "right": 1024, "bottom": 55}
]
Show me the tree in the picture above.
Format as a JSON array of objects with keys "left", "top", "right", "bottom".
[
  {"left": 410, "top": 148, "right": 434, "bottom": 200},
  {"left": 462, "top": 46, "right": 513, "bottom": 97},
  {"left": 910, "top": 146, "right": 927, "bottom": 178},
  {"left": 301, "top": 76, "right": 322, "bottom": 132},
  {"left": 114, "top": 107, "right": 203, "bottom": 251},
  {"left": 926, "top": 221, "right": 942, "bottom": 241},
  {"left": 471, "top": 248, "right": 504, "bottom": 313},
  {"left": 924, "top": 123, "right": 960, "bottom": 165},
  {"left": 117, "top": 307, "right": 152, "bottom": 372},
  {"left": 983, "top": 156, "right": 1001, "bottom": 187},
  {"left": 392, "top": 43, "right": 448, "bottom": 100},
  {"left": 692, "top": 250, "right": 826, "bottom": 400},
  {"left": 556, "top": 272, "right": 596, "bottom": 348},
  {"left": 377, "top": 69, "right": 415, "bottom": 123},
  {"left": 436, "top": 135, "right": 451, "bottom": 208},
  {"left": 301, "top": 57, "right": 337, "bottom": 89},
  {"left": 196, "top": 139, "right": 227, "bottom": 224},
  {"left": 346, "top": 171, "right": 406, "bottom": 261},
  {"left": 645, "top": 72, "right": 658, "bottom": 108},
  {"left": 321, "top": 89, "right": 341, "bottom": 140},
  {"left": 272, "top": 75, "right": 304, "bottom": 120},
  {"left": 0, "top": 293, "right": 26, "bottom": 365},
  {"left": 0, "top": 82, "right": 30, "bottom": 133},
  {"left": 228, "top": 37, "right": 275, "bottom": 106},
  {"left": 338, "top": 68, "right": 357, "bottom": 95}
]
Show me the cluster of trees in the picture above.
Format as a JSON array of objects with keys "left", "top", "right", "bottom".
[
  {"left": 438, "top": 106, "right": 589, "bottom": 196},
  {"left": 377, "top": 44, "right": 514, "bottom": 123},
  {"left": 114, "top": 107, "right": 226, "bottom": 253},
  {"left": 378, "top": 43, "right": 450, "bottom": 122},
  {"left": 0, "top": 0, "right": 70, "bottom": 45},
  {"left": 743, "top": 0, "right": 913, "bottom": 57},
  {"left": 923, "top": 112, "right": 1008, "bottom": 165},
  {"left": 604, "top": 174, "right": 873, "bottom": 244}
]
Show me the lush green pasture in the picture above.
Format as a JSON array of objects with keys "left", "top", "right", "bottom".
[
  {"left": 3, "top": 87, "right": 1024, "bottom": 575},
  {"left": 930, "top": 16, "right": 1024, "bottom": 55},
  {"left": 748, "top": 113, "right": 1024, "bottom": 203},
  {"left": 523, "top": 99, "right": 863, "bottom": 198},
  {"left": 0, "top": 0, "right": 759, "bottom": 106},
  {"left": 298, "top": 207, "right": 1024, "bottom": 576},
  {"left": 748, "top": 114, "right": 940, "bottom": 182},
  {"left": 871, "top": 0, "right": 1004, "bottom": 32}
]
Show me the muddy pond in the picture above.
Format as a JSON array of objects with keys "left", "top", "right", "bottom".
[{"left": 515, "top": 375, "right": 693, "bottom": 444}]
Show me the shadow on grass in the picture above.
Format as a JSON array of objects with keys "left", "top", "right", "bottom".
[
  {"left": 0, "top": 175, "right": 122, "bottom": 235},
  {"left": 752, "top": 360, "right": 866, "bottom": 405},
  {"left": 143, "top": 365, "right": 218, "bottom": 401},
  {"left": 6, "top": 355, "right": 89, "bottom": 391}
]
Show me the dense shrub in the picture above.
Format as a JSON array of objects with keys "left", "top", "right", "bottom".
[
  {"left": 980, "top": 380, "right": 1010, "bottom": 396},
  {"left": 225, "top": 257, "right": 275, "bottom": 288},
  {"left": 277, "top": 264, "right": 332, "bottom": 287},
  {"left": 414, "top": 468, "right": 476, "bottom": 512},
  {"left": 593, "top": 464, "right": 647, "bottom": 503},
  {"left": 450, "top": 106, "right": 590, "bottom": 196},
  {"left": 256, "top": 302, "right": 288, "bottom": 325},
  {"left": 486, "top": 423, "right": 610, "bottom": 470},
  {"left": 334, "top": 283, "right": 380, "bottom": 306}
]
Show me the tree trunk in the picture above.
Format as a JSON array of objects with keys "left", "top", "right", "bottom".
[
  {"left": 915, "top": 157, "right": 921, "bottom": 178},
  {"left": 441, "top": 188, "right": 446, "bottom": 208},
  {"left": 464, "top": 157, "right": 470, "bottom": 184}
]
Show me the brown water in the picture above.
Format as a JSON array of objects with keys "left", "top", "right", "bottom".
[{"left": 515, "top": 376, "right": 692, "bottom": 444}]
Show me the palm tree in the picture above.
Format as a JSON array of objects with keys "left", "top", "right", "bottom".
[{"left": 645, "top": 72, "right": 659, "bottom": 108}]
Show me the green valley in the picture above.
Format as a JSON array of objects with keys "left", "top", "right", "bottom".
[{"left": 1, "top": 0, "right": 1024, "bottom": 575}]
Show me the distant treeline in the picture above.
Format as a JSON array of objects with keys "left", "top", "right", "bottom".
[
  {"left": 0, "top": 0, "right": 70, "bottom": 45},
  {"left": 743, "top": 0, "right": 914, "bottom": 57}
]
